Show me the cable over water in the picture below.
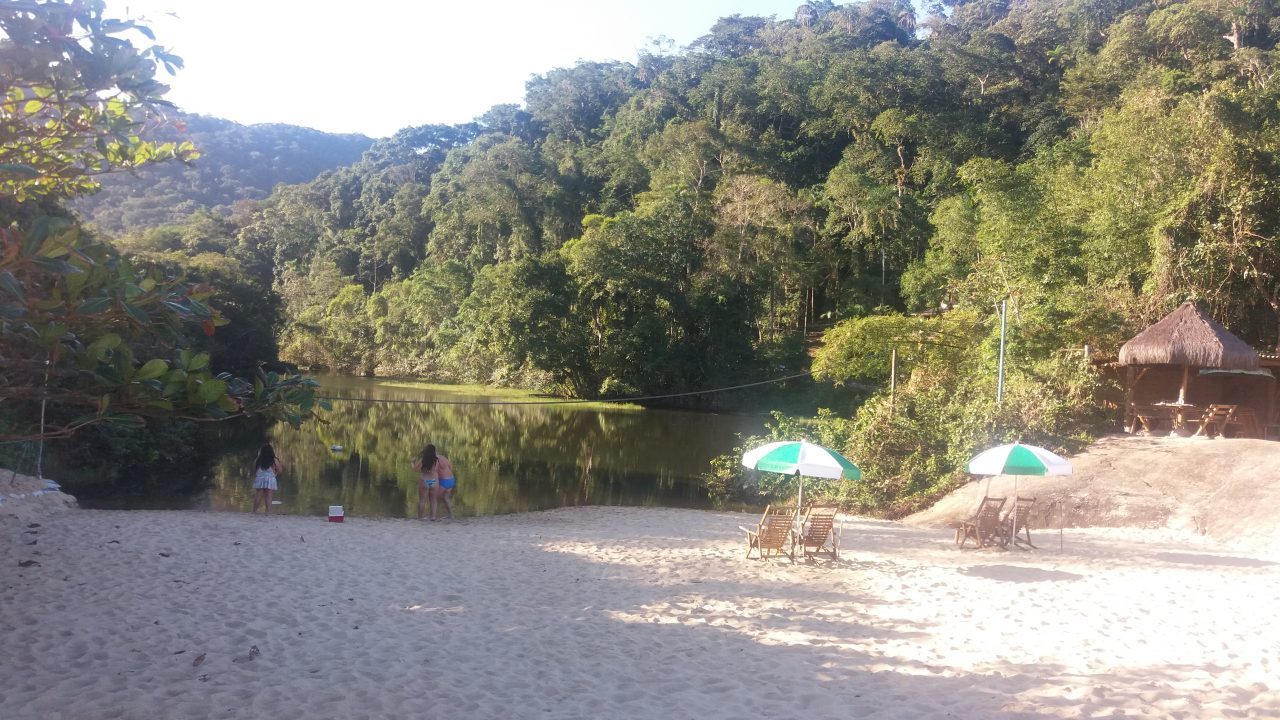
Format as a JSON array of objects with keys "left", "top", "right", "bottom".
[{"left": 314, "top": 370, "right": 818, "bottom": 406}]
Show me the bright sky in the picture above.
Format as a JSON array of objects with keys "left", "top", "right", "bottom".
[{"left": 106, "top": 1, "right": 803, "bottom": 138}]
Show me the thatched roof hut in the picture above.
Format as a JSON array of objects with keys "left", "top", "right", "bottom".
[
  {"left": 1118, "top": 302, "right": 1261, "bottom": 407},
  {"left": 1118, "top": 302, "right": 1259, "bottom": 370}
]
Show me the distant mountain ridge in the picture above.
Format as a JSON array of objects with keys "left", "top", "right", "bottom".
[{"left": 74, "top": 112, "right": 374, "bottom": 233}]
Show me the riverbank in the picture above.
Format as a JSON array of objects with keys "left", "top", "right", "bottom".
[{"left": 2, "top": 506, "right": 1276, "bottom": 718}]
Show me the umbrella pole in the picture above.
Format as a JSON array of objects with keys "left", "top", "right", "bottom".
[
  {"left": 1011, "top": 476, "right": 1018, "bottom": 548},
  {"left": 796, "top": 471, "right": 804, "bottom": 537}
]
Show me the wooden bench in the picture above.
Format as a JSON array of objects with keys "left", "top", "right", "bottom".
[{"left": 1127, "top": 403, "right": 1180, "bottom": 434}]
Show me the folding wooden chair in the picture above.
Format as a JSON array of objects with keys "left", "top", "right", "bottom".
[
  {"left": 955, "top": 496, "right": 1006, "bottom": 548},
  {"left": 1000, "top": 496, "right": 1037, "bottom": 549},
  {"left": 794, "top": 503, "right": 840, "bottom": 560},
  {"left": 740, "top": 505, "right": 797, "bottom": 561}
]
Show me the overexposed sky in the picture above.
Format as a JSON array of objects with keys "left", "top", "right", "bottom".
[{"left": 106, "top": 0, "right": 803, "bottom": 138}]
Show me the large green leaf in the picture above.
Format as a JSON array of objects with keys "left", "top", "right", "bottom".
[
  {"left": 0, "top": 270, "right": 23, "bottom": 302},
  {"left": 88, "top": 333, "right": 122, "bottom": 354},
  {"left": 0, "top": 163, "right": 39, "bottom": 177},
  {"left": 135, "top": 358, "right": 169, "bottom": 381},
  {"left": 31, "top": 257, "right": 81, "bottom": 275},
  {"left": 197, "top": 379, "right": 227, "bottom": 404},
  {"left": 36, "top": 233, "right": 72, "bottom": 258},
  {"left": 122, "top": 302, "right": 149, "bottom": 325},
  {"left": 76, "top": 297, "right": 112, "bottom": 314}
]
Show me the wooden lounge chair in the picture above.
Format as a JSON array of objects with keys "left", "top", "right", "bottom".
[
  {"left": 1196, "top": 404, "right": 1238, "bottom": 438},
  {"left": 793, "top": 503, "right": 840, "bottom": 560},
  {"left": 1000, "top": 496, "right": 1037, "bottom": 549},
  {"left": 955, "top": 496, "right": 1006, "bottom": 548},
  {"left": 741, "top": 505, "right": 797, "bottom": 561}
]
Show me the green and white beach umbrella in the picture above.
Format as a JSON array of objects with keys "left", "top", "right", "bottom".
[
  {"left": 966, "top": 443, "right": 1072, "bottom": 477},
  {"left": 741, "top": 440, "right": 861, "bottom": 509},
  {"left": 966, "top": 443, "right": 1072, "bottom": 543},
  {"left": 742, "top": 440, "right": 861, "bottom": 480}
]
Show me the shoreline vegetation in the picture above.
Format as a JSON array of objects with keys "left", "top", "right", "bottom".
[
  {"left": 366, "top": 379, "right": 649, "bottom": 412},
  {"left": 23, "top": 0, "right": 1280, "bottom": 519}
]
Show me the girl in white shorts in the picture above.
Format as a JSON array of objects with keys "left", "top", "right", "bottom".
[{"left": 252, "top": 444, "right": 283, "bottom": 514}]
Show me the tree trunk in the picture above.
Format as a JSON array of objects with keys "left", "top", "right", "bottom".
[
  {"left": 1224, "top": 22, "right": 1242, "bottom": 51},
  {"left": 768, "top": 282, "right": 775, "bottom": 342}
]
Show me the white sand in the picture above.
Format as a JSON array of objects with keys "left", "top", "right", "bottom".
[{"left": 2, "top": 506, "right": 1278, "bottom": 719}]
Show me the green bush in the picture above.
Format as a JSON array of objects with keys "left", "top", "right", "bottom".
[{"left": 704, "top": 309, "right": 1119, "bottom": 518}]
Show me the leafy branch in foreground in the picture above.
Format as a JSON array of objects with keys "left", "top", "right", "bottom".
[
  {"left": 0, "top": 213, "right": 328, "bottom": 441},
  {"left": 0, "top": 0, "right": 199, "bottom": 201},
  {"left": 0, "top": 1, "right": 324, "bottom": 443}
]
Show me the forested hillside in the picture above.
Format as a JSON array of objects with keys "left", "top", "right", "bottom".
[
  {"left": 74, "top": 113, "right": 373, "bottom": 232},
  {"left": 107, "top": 0, "right": 1280, "bottom": 512}
]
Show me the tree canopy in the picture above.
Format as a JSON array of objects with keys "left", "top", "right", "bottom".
[
  {"left": 24, "top": 0, "right": 1280, "bottom": 510},
  {"left": 181, "top": 0, "right": 1279, "bottom": 397},
  {"left": 1, "top": 0, "right": 326, "bottom": 442}
]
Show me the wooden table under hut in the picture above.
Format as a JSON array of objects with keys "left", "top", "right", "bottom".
[{"left": 1117, "top": 302, "right": 1276, "bottom": 439}]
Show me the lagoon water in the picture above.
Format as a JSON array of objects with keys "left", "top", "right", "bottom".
[{"left": 198, "top": 377, "right": 764, "bottom": 518}]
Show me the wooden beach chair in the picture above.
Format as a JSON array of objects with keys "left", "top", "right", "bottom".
[
  {"left": 955, "top": 496, "right": 1006, "bottom": 548},
  {"left": 793, "top": 503, "right": 841, "bottom": 560},
  {"left": 1000, "top": 496, "right": 1037, "bottom": 549},
  {"left": 741, "top": 505, "right": 797, "bottom": 561},
  {"left": 1196, "top": 404, "right": 1238, "bottom": 438}
]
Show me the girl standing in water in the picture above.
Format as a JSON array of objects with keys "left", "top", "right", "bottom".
[
  {"left": 434, "top": 448, "right": 455, "bottom": 520},
  {"left": 412, "top": 444, "right": 439, "bottom": 520},
  {"left": 412, "top": 443, "right": 456, "bottom": 520},
  {"left": 252, "top": 444, "right": 283, "bottom": 513}
]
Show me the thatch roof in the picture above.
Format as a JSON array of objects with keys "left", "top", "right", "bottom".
[{"left": 1118, "top": 302, "right": 1259, "bottom": 369}]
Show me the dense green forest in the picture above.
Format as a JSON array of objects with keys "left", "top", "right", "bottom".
[
  {"left": 73, "top": 113, "right": 373, "bottom": 233},
  {"left": 117, "top": 0, "right": 1280, "bottom": 383},
  {"left": 101, "top": 0, "right": 1280, "bottom": 512},
  {"left": 14, "top": 0, "right": 1280, "bottom": 513}
]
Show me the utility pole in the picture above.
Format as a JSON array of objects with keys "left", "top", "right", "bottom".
[
  {"left": 996, "top": 298, "right": 1007, "bottom": 407},
  {"left": 37, "top": 358, "right": 49, "bottom": 478},
  {"left": 889, "top": 346, "right": 897, "bottom": 419},
  {"left": 880, "top": 248, "right": 886, "bottom": 306}
]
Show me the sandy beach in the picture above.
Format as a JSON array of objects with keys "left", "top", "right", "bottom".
[{"left": 2, "top": 504, "right": 1277, "bottom": 719}]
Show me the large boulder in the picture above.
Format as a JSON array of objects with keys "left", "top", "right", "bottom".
[
  {"left": 906, "top": 435, "right": 1280, "bottom": 555},
  {"left": 0, "top": 469, "right": 77, "bottom": 520}
]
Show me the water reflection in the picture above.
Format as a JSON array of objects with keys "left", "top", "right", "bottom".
[{"left": 206, "top": 377, "right": 764, "bottom": 518}]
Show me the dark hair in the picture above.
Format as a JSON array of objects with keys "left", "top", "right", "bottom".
[
  {"left": 255, "top": 444, "right": 276, "bottom": 471},
  {"left": 419, "top": 444, "right": 437, "bottom": 471}
]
